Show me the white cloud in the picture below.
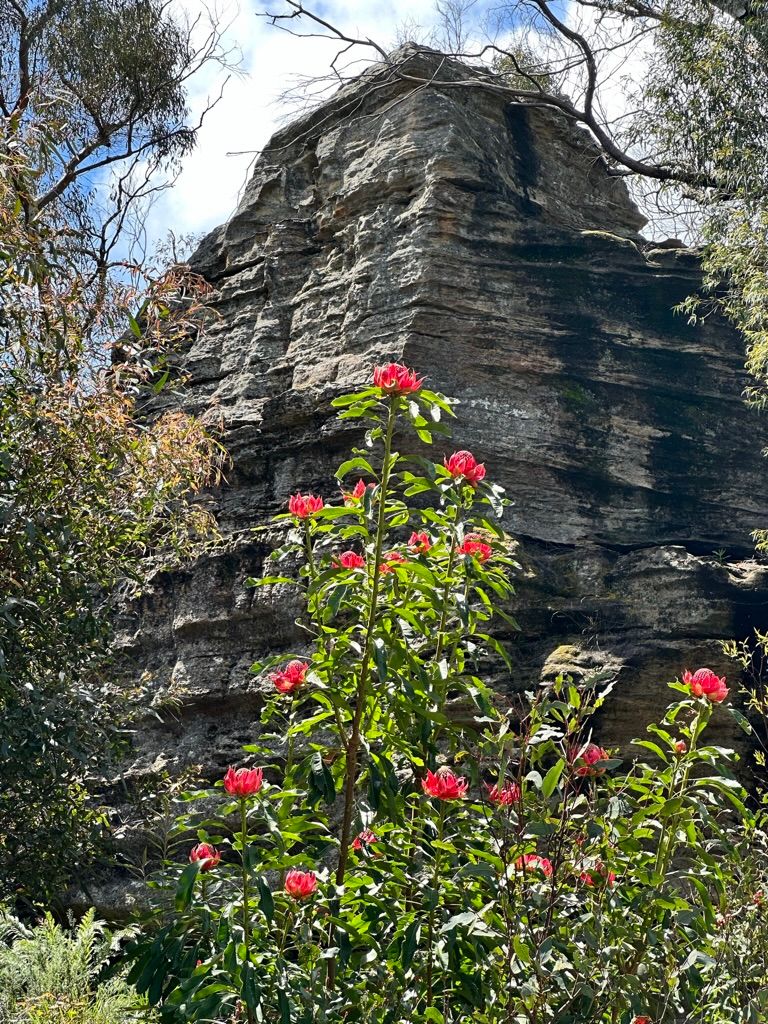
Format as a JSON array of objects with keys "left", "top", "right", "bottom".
[{"left": 145, "top": 0, "right": 442, "bottom": 249}]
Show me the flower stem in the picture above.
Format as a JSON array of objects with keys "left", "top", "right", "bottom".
[
  {"left": 239, "top": 798, "right": 254, "bottom": 1024},
  {"left": 335, "top": 397, "right": 398, "bottom": 887},
  {"left": 303, "top": 520, "right": 317, "bottom": 580},
  {"left": 326, "top": 397, "right": 398, "bottom": 988},
  {"left": 240, "top": 799, "right": 250, "bottom": 955},
  {"left": 654, "top": 704, "right": 705, "bottom": 879},
  {"left": 426, "top": 801, "right": 447, "bottom": 1009}
]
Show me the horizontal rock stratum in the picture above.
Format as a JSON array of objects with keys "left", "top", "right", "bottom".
[{"left": 112, "top": 47, "right": 768, "bottom": 884}]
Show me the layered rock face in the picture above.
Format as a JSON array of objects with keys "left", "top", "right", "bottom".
[{"left": 119, "top": 47, "right": 768, "bottom": 802}]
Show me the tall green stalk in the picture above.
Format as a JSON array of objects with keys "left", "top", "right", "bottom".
[
  {"left": 326, "top": 396, "right": 398, "bottom": 990},
  {"left": 335, "top": 396, "right": 398, "bottom": 888},
  {"left": 426, "top": 800, "right": 447, "bottom": 1009},
  {"left": 654, "top": 704, "right": 707, "bottom": 880},
  {"left": 240, "top": 799, "right": 250, "bottom": 955}
]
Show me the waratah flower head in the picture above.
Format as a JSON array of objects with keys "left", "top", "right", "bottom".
[
  {"left": 334, "top": 550, "right": 366, "bottom": 570},
  {"left": 223, "top": 766, "right": 263, "bottom": 798},
  {"left": 372, "top": 362, "right": 423, "bottom": 394},
  {"left": 572, "top": 742, "right": 609, "bottom": 777},
  {"left": 579, "top": 861, "right": 617, "bottom": 887},
  {"left": 408, "top": 531, "right": 432, "bottom": 554},
  {"left": 444, "top": 450, "right": 486, "bottom": 487},
  {"left": 515, "top": 853, "right": 553, "bottom": 878},
  {"left": 421, "top": 768, "right": 468, "bottom": 800},
  {"left": 458, "top": 534, "right": 492, "bottom": 562},
  {"left": 344, "top": 479, "right": 375, "bottom": 505},
  {"left": 380, "top": 551, "right": 408, "bottom": 574},
  {"left": 682, "top": 667, "right": 729, "bottom": 703},
  {"left": 288, "top": 493, "right": 324, "bottom": 519},
  {"left": 485, "top": 780, "right": 521, "bottom": 806},
  {"left": 189, "top": 842, "right": 221, "bottom": 871},
  {"left": 270, "top": 660, "right": 308, "bottom": 695},
  {"left": 284, "top": 868, "right": 318, "bottom": 900},
  {"left": 352, "top": 828, "right": 379, "bottom": 851}
]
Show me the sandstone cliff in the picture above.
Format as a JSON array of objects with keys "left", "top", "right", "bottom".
[{"left": 115, "top": 47, "right": 768, "bottom": 842}]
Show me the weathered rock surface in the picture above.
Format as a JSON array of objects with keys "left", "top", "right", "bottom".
[{"left": 105, "top": 47, "right": 768, "bottom": 905}]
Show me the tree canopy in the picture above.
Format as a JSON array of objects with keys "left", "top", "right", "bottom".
[{"left": 0, "top": 0, "right": 229, "bottom": 902}]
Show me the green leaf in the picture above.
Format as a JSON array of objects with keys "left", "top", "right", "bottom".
[
  {"left": 246, "top": 575, "right": 296, "bottom": 587},
  {"left": 373, "top": 636, "right": 388, "bottom": 681},
  {"left": 513, "top": 936, "right": 532, "bottom": 964},
  {"left": 127, "top": 311, "right": 143, "bottom": 339},
  {"left": 335, "top": 456, "right": 375, "bottom": 479},
  {"left": 152, "top": 369, "right": 170, "bottom": 394},
  {"left": 309, "top": 751, "right": 336, "bottom": 804},
  {"left": 424, "top": 1009, "right": 446, "bottom": 1023},
  {"left": 440, "top": 911, "right": 477, "bottom": 935},
  {"left": 728, "top": 706, "right": 753, "bottom": 735},
  {"left": 175, "top": 862, "right": 199, "bottom": 912},
  {"left": 331, "top": 388, "right": 378, "bottom": 407},
  {"left": 541, "top": 758, "right": 565, "bottom": 798},
  {"left": 277, "top": 987, "right": 290, "bottom": 1023},
  {"left": 257, "top": 875, "right": 274, "bottom": 921},
  {"left": 242, "top": 962, "right": 261, "bottom": 1012},
  {"left": 402, "top": 919, "right": 421, "bottom": 968}
]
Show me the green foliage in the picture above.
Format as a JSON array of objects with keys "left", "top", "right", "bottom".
[
  {"left": 42, "top": 0, "right": 194, "bottom": 159},
  {"left": 125, "top": 370, "right": 767, "bottom": 1023},
  {"left": 0, "top": 908, "right": 152, "bottom": 1024},
  {"left": 625, "top": 1, "right": 768, "bottom": 404},
  {"left": 0, "top": 49, "right": 225, "bottom": 902},
  {"left": 0, "top": 0, "right": 229, "bottom": 222}
]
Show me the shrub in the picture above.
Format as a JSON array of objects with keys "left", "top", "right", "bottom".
[
  {"left": 0, "top": 908, "right": 151, "bottom": 1024},
  {"left": 126, "top": 364, "right": 766, "bottom": 1023}
]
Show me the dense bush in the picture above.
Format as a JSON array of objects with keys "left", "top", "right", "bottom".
[
  {"left": 0, "top": 909, "right": 151, "bottom": 1024},
  {"left": 0, "top": 40, "right": 227, "bottom": 899},
  {"left": 126, "top": 364, "right": 767, "bottom": 1023}
]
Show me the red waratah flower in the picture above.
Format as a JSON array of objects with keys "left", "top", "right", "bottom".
[
  {"left": 223, "top": 766, "right": 264, "bottom": 798},
  {"left": 444, "top": 450, "right": 486, "bottom": 487},
  {"left": 380, "top": 551, "right": 408, "bottom": 574},
  {"left": 682, "top": 667, "right": 729, "bottom": 703},
  {"left": 421, "top": 768, "right": 468, "bottom": 800},
  {"left": 189, "top": 842, "right": 221, "bottom": 871},
  {"left": 288, "top": 493, "right": 324, "bottom": 519},
  {"left": 284, "top": 868, "right": 318, "bottom": 900},
  {"left": 674, "top": 739, "right": 687, "bottom": 754},
  {"left": 457, "top": 534, "right": 493, "bottom": 562},
  {"left": 572, "top": 742, "right": 610, "bottom": 777},
  {"left": 754, "top": 891, "right": 764, "bottom": 907},
  {"left": 344, "top": 479, "right": 375, "bottom": 505},
  {"left": 334, "top": 550, "right": 366, "bottom": 570},
  {"left": 632, "top": 1018, "right": 652, "bottom": 1024},
  {"left": 270, "top": 660, "right": 308, "bottom": 695},
  {"left": 515, "top": 853, "right": 554, "bottom": 878},
  {"left": 372, "top": 362, "right": 423, "bottom": 394},
  {"left": 408, "top": 531, "right": 432, "bottom": 554},
  {"left": 486, "top": 780, "right": 521, "bottom": 806},
  {"left": 579, "top": 862, "right": 617, "bottom": 887},
  {"left": 352, "top": 828, "right": 379, "bottom": 851}
]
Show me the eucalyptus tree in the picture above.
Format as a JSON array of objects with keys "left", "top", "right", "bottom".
[{"left": 0, "top": 0, "right": 232, "bottom": 903}]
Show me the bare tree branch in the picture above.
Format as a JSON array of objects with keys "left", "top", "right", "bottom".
[{"left": 257, "top": 0, "right": 725, "bottom": 193}]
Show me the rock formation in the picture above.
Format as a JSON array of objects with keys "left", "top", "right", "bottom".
[{"left": 112, "top": 47, "right": 768, "bottom": 879}]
